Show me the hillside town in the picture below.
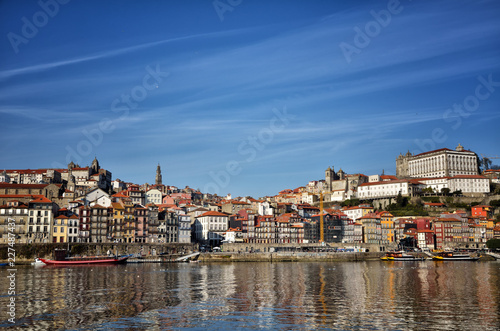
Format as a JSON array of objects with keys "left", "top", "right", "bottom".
[{"left": 1, "top": 144, "right": 499, "bottom": 251}]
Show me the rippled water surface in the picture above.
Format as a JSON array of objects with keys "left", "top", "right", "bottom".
[{"left": 1, "top": 261, "right": 500, "bottom": 330}]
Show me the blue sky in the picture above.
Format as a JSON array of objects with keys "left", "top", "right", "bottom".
[{"left": 1, "top": 0, "right": 499, "bottom": 198}]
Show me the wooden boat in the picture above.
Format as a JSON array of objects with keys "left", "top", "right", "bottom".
[
  {"left": 40, "top": 255, "right": 129, "bottom": 265},
  {"left": 432, "top": 251, "right": 480, "bottom": 261},
  {"left": 0, "top": 262, "right": 8, "bottom": 267},
  {"left": 40, "top": 249, "right": 130, "bottom": 265},
  {"left": 380, "top": 251, "right": 425, "bottom": 261}
]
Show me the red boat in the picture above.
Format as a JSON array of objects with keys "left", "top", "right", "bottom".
[
  {"left": 40, "top": 249, "right": 130, "bottom": 265},
  {"left": 40, "top": 255, "right": 129, "bottom": 265}
]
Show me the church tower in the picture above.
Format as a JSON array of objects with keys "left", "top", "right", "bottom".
[
  {"left": 91, "top": 157, "right": 100, "bottom": 175},
  {"left": 155, "top": 164, "right": 162, "bottom": 185}
]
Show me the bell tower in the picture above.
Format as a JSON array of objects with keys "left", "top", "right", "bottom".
[{"left": 155, "top": 164, "right": 162, "bottom": 185}]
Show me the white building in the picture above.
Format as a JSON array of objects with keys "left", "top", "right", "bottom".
[
  {"left": 357, "top": 180, "right": 423, "bottom": 199},
  {"left": 194, "top": 211, "right": 228, "bottom": 246},
  {"left": 68, "top": 215, "right": 80, "bottom": 243},
  {"left": 258, "top": 201, "right": 274, "bottom": 216},
  {"left": 396, "top": 144, "right": 478, "bottom": 178},
  {"left": 417, "top": 175, "right": 489, "bottom": 195},
  {"left": 112, "top": 179, "right": 127, "bottom": 192},
  {"left": 178, "top": 214, "right": 191, "bottom": 243},
  {"left": 81, "top": 188, "right": 112, "bottom": 208},
  {"left": 341, "top": 205, "right": 374, "bottom": 222},
  {"left": 0, "top": 170, "right": 10, "bottom": 183},
  {"left": 448, "top": 175, "right": 490, "bottom": 194},
  {"left": 145, "top": 188, "right": 162, "bottom": 205}
]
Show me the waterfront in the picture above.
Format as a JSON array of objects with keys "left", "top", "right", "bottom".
[{"left": 1, "top": 261, "right": 500, "bottom": 330}]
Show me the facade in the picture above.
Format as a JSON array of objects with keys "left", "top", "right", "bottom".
[
  {"left": 417, "top": 230, "right": 434, "bottom": 250},
  {"left": 27, "top": 196, "right": 57, "bottom": 243},
  {"left": 357, "top": 180, "right": 423, "bottom": 199},
  {"left": 194, "top": 211, "right": 229, "bottom": 246},
  {"left": 128, "top": 185, "right": 145, "bottom": 205},
  {"left": 396, "top": 144, "right": 478, "bottom": 178},
  {"left": 379, "top": 211, "right": 395, "bottom": 244},
  {"left": 471, "top": 205, "right": 493, "bottom": 218},
  {"left": 123, "top": 202, "right": 135, "bottom": 243},
  {"left": 145, "top": 189, "right": 162, "bottom": 205},
  {"left": 0, "top": 200, "right": 28, "bottom": 244},
  {"left": 111, "top": 202, "right": 124, "bottom": 242},
  {"left": 178, "top": 214, "right": 191, "bottom": 243},
  {"left": 341, "top": 205, "right": 374, "bottom": 222},
  {"left": 447, "top": 175, "right": 490, "bottom": 194},
  {"left": 359, "top": 213, "right": 382, "bottom": 244},
  {"left": 52, "top": 215, "right": 69, "bottom": 243},
  {"left": 433, "top": 218, "right": 463, "bottom": 249},
  {"left": 147, "top": 204, "right": 160, "bottom": 243},
  {"left": 134, "top": 206, "right": 149, "bottom": 243},
  {"left": 67, "top": 215, "right": 79, "bottom": 243},
  {"left": 90, "top": 204, "right": 108, "bottom": 243}
]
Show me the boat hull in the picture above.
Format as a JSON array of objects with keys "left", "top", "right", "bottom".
[
  {"left": 40, "top": 256, "right": 129, "bottom": 265},
  {"left": 432, "top": 256, "right": 480, "bottom": 261}
]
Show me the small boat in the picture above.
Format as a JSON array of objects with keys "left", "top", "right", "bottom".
[
  {"left": 432, "top": 251, "right": 480, "bottom": 261},
  {"left": 381, "top": 251, "right": 425, "bottom": 261},
  {"left": 0, "top": 263, "right": 8, "bottom": 267},
  {"left": 32, "top": 258, "right": 46, "bottom": 266}
]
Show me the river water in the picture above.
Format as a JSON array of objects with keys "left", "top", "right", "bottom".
[{"left": 1, "top": 260, "right": 499, "bottom": 330}]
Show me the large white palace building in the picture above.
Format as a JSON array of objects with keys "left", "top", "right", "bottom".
[{"left": 396, "top": 143, "right": 478, "bottom": 178}]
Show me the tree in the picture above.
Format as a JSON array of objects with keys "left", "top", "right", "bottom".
[
  {"left": 479, "top": 157, "right": 492, "bottom": 172},
  {"left": 421, "top": 187, "right": 434, "bottom": 194},
  {"left": 486, "top": 238, "right": 500, "bottom": 250},
  {"left": 441, "top": 188, "right": 451, "bottom": 195},
  {"left": 396, "top": 192, "right": 408, "bottom": 207}
]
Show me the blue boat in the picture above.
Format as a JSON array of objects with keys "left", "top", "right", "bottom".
[{"left": 0, "top": 263, "right": 9, "bottom": 267}]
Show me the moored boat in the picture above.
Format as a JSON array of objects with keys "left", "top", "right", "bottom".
[
  {"left": 40, "top": 249, "right": 130, "bottom": 265},
  {"left": 432, "top": 251, "right": 480, "bottom": 261},
  {"left": 40, "top": 255, "right": 129, "bottom": 265},
  {"left": 381, "top": 251, "right": 425, "bottom": 261}
]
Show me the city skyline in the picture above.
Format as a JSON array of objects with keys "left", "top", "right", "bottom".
[{"left": 1, "top": 0, "right": 500, "bottom": 198}]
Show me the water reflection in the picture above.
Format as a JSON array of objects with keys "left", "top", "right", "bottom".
[{"left": 0, "top": 261, "right": 499, "bottom": 330}]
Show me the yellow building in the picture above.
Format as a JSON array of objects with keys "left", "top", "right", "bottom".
[
  {"left": 379, "top": 211, "right": 395, "bottom": 244},
  {"left": 52, "top": 215, "right": 69, "bottom": 243},
  {"left": 111, "top": 202, "right": 125, "bottom": 242},
  {"left": 123, "top": 202, "right": 135, "bottom": 243}
]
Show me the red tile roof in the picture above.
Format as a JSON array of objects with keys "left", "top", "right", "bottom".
[{"left": 198, "top": 211, "right": 229, "bottom": 218}]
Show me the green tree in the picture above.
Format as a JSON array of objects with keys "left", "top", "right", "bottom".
[
  {"left": 486, "top": 238, "right": 500, "bottom": 250},
  {"left": 421, "top": 187, "right": 434, "bottom": 194},
  {"left": 441, "top": 188, "right": 450, "bottom": 195}
]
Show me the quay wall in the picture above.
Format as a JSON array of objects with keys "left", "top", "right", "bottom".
[{"left": 199, "top": 251, "right": 385, "bottom": 262}]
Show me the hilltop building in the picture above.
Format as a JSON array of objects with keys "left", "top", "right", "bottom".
[{"left": 396, "top": 143, "right": 478, "bottom": 178}]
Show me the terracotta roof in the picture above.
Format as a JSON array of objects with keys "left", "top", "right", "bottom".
[
  {"left": 197, "top": 211, "right": 229, "bottom": 218},
  {"left": 30, "top": 196, "right": 53, "bottom": 203},
  {"left": 0, "top": 183, "right": 48, "bottom": 189}
]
